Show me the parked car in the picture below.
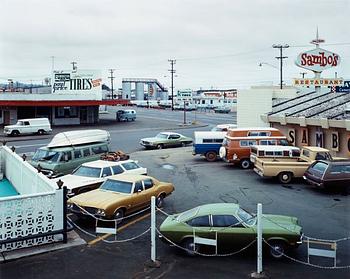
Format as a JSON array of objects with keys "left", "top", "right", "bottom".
[
  {"left": 30, "top": 129, "right": 111, "bottom": 177},
  {"left": 140, "top": 132, "right": 193, "bottom": 149},
  {"left": 159, "top": 203, "right": 303, "bottom": 258},
  {"left": 116, "top": 109, "right": 136, "bottom": 122},
  {"left": 68, "top": 174, "right": 174, "bottom": 222},
  {"left": 192, "top": 131, "right": 226, "bottom": 162},
  {"left": 56, "top": 159, "right": 147, "bottom": 196},
  {"left": 4, "top": 118, "right": 52, "bottom": 136},
  {"left": 303, "top": 159, "right": 350, "bottom": 191},
  {"left": 253, "top": 146, "right": 334, "bottom": 184}
]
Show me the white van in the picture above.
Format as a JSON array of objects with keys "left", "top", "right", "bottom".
[{"left": 4, "top": 118, "right": 52, "bottom": 136}]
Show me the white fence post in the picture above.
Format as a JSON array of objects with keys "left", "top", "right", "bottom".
[
  {"left": 257, "top": 203, "right": 263, "bottom": 274},
  {"left": 151, "top": 196, "right": 156, "bottom": 262}
]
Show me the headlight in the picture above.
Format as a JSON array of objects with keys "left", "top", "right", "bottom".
[{"left": 96, "top": 209, "right": 106, "bottom": 216}]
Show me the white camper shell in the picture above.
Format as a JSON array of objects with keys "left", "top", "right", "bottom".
[{"left": 4, "top": 118, "right": 52, "bottom": 136}]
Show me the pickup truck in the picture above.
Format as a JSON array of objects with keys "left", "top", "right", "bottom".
[{"left": 253, "top": 146, "right": 334, "bottom": 184}]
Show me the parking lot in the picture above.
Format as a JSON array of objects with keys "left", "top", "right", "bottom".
[
  {"left": 1, "top": 146, "right": 349, "bottom": 278},
  {"left": 1, "top": 108, "right": 349, "bottom": 278}
]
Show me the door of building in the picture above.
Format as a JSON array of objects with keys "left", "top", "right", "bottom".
[
  {"left": 80, "top": 107, "right": 88, "bottom": 124},
  {"left": 3, "top": 111, "right": 10, "bottom": 125}
]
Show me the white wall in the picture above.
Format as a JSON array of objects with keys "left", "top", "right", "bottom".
[{"left": 237, "top": 88, "right": 273, "bottom": 128}]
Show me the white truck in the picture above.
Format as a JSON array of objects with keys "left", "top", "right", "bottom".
[{"left": 4, "top": 118, "right": 52, "bottom": 136}]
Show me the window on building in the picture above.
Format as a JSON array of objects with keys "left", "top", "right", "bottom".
[{"left": 55, "top": 107, "right": 78, "bottom": 118}]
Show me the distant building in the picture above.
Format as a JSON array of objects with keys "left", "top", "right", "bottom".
[
  {"left": 0, "top": 70, "right": 129, "bottom": 126},
  {"left": 193, "top": 89, "right": 237, "bottom": 109}
]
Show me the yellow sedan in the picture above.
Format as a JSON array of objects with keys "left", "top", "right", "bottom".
[{"left": 67, "top": 174, "right": 174, "bottom": 221}]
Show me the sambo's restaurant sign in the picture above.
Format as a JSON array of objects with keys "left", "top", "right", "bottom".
[{"left": 295, "top": 48, "right": 341, "bottom": 73}]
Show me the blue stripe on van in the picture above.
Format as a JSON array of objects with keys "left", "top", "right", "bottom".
[{"left": 193, "top": 143, "right": 222, "bottom": 155}]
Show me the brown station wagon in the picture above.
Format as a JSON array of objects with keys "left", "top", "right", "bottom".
[{"left": 303, "top": 160, "right": 350, "bottom": 191}]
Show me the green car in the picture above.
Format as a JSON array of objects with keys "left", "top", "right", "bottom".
[
  {"left": 140, "top": 132, "right": 193, "bottom": 149},
  {"left": 159, "top": 203, "right": 303, "bottom": 258}
]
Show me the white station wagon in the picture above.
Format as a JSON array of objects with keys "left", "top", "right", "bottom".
[{"left": 56, "top": 159, "right": 147, "bottom": 196}]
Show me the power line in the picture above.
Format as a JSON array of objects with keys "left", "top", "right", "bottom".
[{"left": 168, "top": 59, "right": 176, "bottom": 111}]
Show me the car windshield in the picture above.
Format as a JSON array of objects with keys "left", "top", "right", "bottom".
[
  {"left": 32, "top": 149, "right": 60, "bottom": 162},
  {"left": 237, "top": 207, "right": 255, "bottom": 226},
  {"left": 72, "top": 166, "right": 101, "bottom": 178},
  {"left": 177, "top": 207, "right": 199, "bottom": 222},
  {"left": 156, "top": 133, "right": 168, "bottom": 139},
  {"left": 100, "top": 179, "right": 133, "bottom": 194}
]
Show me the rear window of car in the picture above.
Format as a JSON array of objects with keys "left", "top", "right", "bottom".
[
  {"left": 122, "top": 162, "right": 140, "bottom": 170},
  {"left": 311, "top": 162, "right": 328, "bottom": 174}
]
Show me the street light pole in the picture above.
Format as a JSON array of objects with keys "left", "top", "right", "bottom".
[{"left": 272, "top": 44, "right": 289, "bottom": 89}]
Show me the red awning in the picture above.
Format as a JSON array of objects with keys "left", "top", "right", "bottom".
[{"left": 0, "top": 99, "right": 130, "bottom": 107}]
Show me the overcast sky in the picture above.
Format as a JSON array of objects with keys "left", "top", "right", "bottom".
[{"left": 0, "top": 0, "right": 349, "bottom": 90}]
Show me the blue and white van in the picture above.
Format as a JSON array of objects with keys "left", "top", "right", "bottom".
[{"left": 193, "top": 131, "right": 226, "bottom": 161}]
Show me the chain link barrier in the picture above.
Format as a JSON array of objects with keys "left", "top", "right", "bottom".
[
  {"left": 263, "top": 239, "right": 350, "bottom": 269},
  {"left": 68, "top": 216, "right": 151, "bottom": 243}
]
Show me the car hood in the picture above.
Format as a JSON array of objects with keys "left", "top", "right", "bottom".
[
  {"left": 56, "top": 175, "right": 103, "bottom": 190},
  {"left": 4, "top": 124, "right": 16, "bottom": 129},
  {"left": 262, "top": 214, "right": 301, "bottom": 234},
  {"left": 69, "top": 189, "right": 129, "bottom": 210}
]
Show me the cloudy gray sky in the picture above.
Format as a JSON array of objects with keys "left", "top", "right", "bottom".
[{"left": 1, "top": 0, "right": 349, "bottom": 90}]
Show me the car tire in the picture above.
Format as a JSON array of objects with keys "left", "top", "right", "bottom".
[
  {"left": 240, "top": 159, "right": 251, "bottom": 169},
  {"left": 182, "top": 238, "right": 200, "bottom": 256},
  {"left": 205, "top": 151, "right": 217, "bottom": 162},
  {"left": 278, "top": 172, "right": 293, "bottom": 184},
  {"left": 156, "top": 194, "right": 165, "bottom": 208},
  {"left": 269, "top": 241, "right": 286, "bottom": 259},
  {"left": 37, "top": 129, "right": 45, "bottom": 135},
  {"left": 11, "top": 130, "right": 20, "bottom": 137},
  {"left": 114, "top": 208, "right": 125, "bottom": 224},
  {"left": 156, "top": 144, "right": 163, "bottom": 149}
]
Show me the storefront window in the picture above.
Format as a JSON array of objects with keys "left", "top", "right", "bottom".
[{"left": 55, "top": 107, "right": 78, "bottom": 118}]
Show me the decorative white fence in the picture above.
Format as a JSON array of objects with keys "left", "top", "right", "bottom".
[{"left": 0, "top": 145, "right": 66, "bottom": 252}]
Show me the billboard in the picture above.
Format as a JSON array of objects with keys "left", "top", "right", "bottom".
[
  {"left": 335, "top": 80, "right": 350, "bottom": 93},
  {"left": 52, "top": 70, "right": 102, "bottom": 99},
  {"left": 295, "top": 48, "right": 340, "bottom": 73}
]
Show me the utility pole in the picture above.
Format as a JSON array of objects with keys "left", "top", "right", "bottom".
[
  {"left": 109, "top": 69, "right": 115, "bottom": 99},
  {"left": 300, "top": 72, "right": 307, "bottom": 79},
  {"left": 272, "top": 44, "right": 289, "bottom": 89},
  {"left": 168, "top": 59, "right": 176, "bottom": 110},
  {"left": 71, "top": 61, "right": 77, "bottom": 72}
]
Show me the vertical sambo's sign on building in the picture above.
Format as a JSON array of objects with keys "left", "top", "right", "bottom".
[{"left": 52, "top": 70, "right": 102, "bottom": 100}]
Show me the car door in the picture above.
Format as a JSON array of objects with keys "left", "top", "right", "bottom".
[
  {"left": 132, "top": 181, "right": 148, "bottom": 211},
  {"left": 211, "top": 214, "right": 255, "bottom": 249},
  {"left": 187, "top": 215, "right": 213, "bottom": 240},
  {"left": 141, "top": 178, "right": 156, "bottom": 207}
]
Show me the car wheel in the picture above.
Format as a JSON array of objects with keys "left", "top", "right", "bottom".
[
  {"left": 156, "top": 194, "right": 165, "bottom": 208},
  {"left": 278, "top": 172, "right": 293, "bottom": 184},
  {"left": 240, "top": 159, "right": 251, "bottom": 169},
  {"left": 11, "top": 130, "right": 20, "bottom": 136},
  {"left": 205, "top": 151, "right": 217, "bottom": 162},
  {"left": 114, "top": 208, "right": 125, "bottom": 224},
  {"left": 269, "top": 241, "right": 286, "bottom": 259},
  {"left": 37, "top": 129, "right": 45, "bottom": 135},
  {"left": 156, "top": 144, "right": 163, "bottom": 149},
  {"left": 182, "top": 238, "right": 200, "bottom": 256}
]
